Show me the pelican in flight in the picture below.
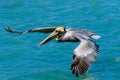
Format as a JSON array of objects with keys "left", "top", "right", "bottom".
[{"left": 4, "top": 26, "right": 101, "bottom": 77}]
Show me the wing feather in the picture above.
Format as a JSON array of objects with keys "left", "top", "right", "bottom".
[
  {"left": 71, "top": 33, "right": 99, "bottom": 77},
  {"left": 4, "top": 27, "right": 57, "bottom": 34}
]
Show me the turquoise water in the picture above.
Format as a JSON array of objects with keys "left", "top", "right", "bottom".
[{"left": 0, "top": 0, "right": 120, "bottom": 80}]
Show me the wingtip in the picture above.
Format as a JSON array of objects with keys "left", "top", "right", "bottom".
[
  {"left": 4, "top": 26, "right": 11, "bottom": 32},
  {"left": 4, "top": 26, "right": 9, "bottom": 30}
]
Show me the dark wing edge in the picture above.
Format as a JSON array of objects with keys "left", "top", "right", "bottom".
[
  {"left": 71, "top": 55, "right": 90, "bottom": 77},
  {"left": 71, "top": 41, "right": 99, "bottom": 77},
  {"left": 4, "top": 27, "right": 57, "bottom": 34},
  {"left": 4, "top": 27, "right": 24, "bottom": 34}
]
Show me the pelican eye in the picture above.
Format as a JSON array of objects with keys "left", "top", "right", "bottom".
[
  {"left": 55, "top": 30, "right": 62, "bottom": 34},
  {"left": 55, "top": 30, "right": 59, "bottom": 32}
]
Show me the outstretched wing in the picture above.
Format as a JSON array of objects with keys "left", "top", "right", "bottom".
[
  {"left": 4, "top": 27, "right": 57, "bottom": 34},
  {"left": 71, "top": 33, "right": 99, "bottom": 77}
]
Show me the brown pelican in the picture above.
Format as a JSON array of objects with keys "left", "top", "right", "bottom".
[{"left": 4, "top": 26, "right": 101, "bottom": 77}]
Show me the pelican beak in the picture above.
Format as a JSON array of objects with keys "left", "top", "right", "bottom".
[{"left": 38, "top": 30, "right": 58, "bottom": 46}]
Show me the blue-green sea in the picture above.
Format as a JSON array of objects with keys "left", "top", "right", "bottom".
[{"left": 0, "top": 0, "right": 120, "bottom": 80}]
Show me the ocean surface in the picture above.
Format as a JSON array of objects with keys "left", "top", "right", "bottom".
[{"left": 0, "top": 0, "right": 120, "bottom": 80}]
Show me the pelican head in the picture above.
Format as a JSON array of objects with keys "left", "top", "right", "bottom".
[{"left": 38, "top": 26, "right": 65, "bottom": 46}]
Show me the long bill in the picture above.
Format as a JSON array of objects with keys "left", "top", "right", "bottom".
[{"left": 38, "top": 30, "right": 58, "bottom": 46}]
